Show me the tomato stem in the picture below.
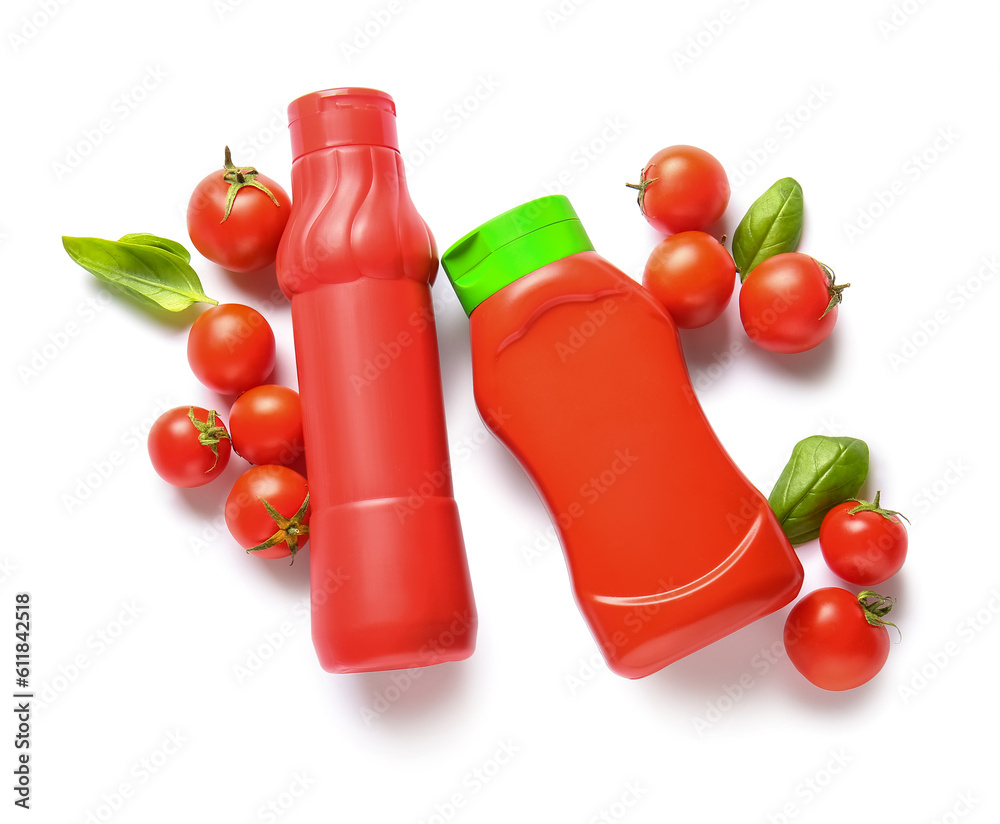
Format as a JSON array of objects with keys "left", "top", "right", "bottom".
[
  {"left": 625, "top": 169, "right": 657, "bottom": 217},
  {"left": 818, "top": 261, "right": 850, "bottom": 319},
  {"left": 848, "top": 490, "right": 910, "bottom": 524},
  {"left": 246, "top": 492, "right": 310, "bottom": 564},
  {"left": 857, "top": 590, "right": 901, "bottom": 642},
  {"left": 187, "top": 407, "right": 229, "bottom": 472},
  {"left": 221, "top": 145, "right": 281, "bottom": 223}
]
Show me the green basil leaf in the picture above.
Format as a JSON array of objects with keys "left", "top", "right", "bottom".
[
  {"left": 768, "top": 435, "right": 869, "bottom": 544},
  {"left": 733, "top": 177, "right": 804, "bottom": 282},
  {"left": 117, "top": 233, "right": 191, "bottom": 263},
  {"left": 62, "top": 235, "right": 217, "bottom": 312}
]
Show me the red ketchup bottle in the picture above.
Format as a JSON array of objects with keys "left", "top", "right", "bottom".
[
  {"left": 441, "top": 195, "right": 802, "bottom": 679},
  {"left": 276, "top": 88, "right": 477, "bottom": 673}
]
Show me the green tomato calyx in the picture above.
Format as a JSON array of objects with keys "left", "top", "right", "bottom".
[
  {"left": 188, "top": 407, "right": 229, "bottom": 472},
  {"left": 246, "top": 493, "right": 310, "bottom": 564},
  {"left": 818, "top": 261, "right": 850, "bottom": 319},
  {"left": 221, "top": 146, "right": 281, "bottom": 222},
  {"left": 625, "top": 167, "right": 657, "bottom": 217},
  {"left": 848, "top": 490, "right": 910, "bottom": 524},
  {"left": 857, "top": 590, "right": 901, "bottom": 642}
]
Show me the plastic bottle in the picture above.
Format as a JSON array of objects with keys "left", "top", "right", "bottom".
[
  {"left": 276, "top": 87, "right": 477, "bottom": 673},
  {"left": 441, "top": 195, "right": 802, "bottom": 679}
]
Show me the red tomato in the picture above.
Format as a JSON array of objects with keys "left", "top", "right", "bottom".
[
  {"left": 187, "top": 303, "right": 276, "bottom": 395},
  {"left": 642, "top": 231, "right": 736, "bottom": 328},
  {"left": 784, "top": 588, "right": 896, "bottom": 691},
  {"left": 225, "top": 465, "right": 310, "bottom": 560},
  {"left": 147, "top": 406, "right": 231, "bottom": 487},
  {"left": 627, "top": 145, "right": 730, "bottom": 234},
  {"left": 739, "top": 252, "right": 848, "bottom": 353},
  {"left": 820, "top": 492, "right": 908, "bottom": 586},
  {"left": 228, "top": 385, "right": 304, "bottom": 466},
  {"left": 187, "top": 147, "right": 291, "bottom": 273}
]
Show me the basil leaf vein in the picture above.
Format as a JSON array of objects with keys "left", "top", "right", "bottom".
[
  {"left": 733, "top": 177, "right": 804, "bottom": 281},
  {"left": 62, "top": 235, "right": 216, "bottom": 312},
  {"left": 768, "top": 435, "right": 870, "bottom": 544}
]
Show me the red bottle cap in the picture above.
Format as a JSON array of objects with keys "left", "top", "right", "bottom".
[{"left": 287, "top": 87, "right": 399, "bottom": 159}]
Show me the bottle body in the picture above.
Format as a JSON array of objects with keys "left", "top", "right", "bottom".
[
  {"left": 277, "top": 89, "right": 476, "bottom": 673},
  {"left": 469, "top": 250, "right": 802, "bottom": 679}
]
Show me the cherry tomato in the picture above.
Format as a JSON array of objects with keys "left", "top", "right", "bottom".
[
  {"left": 147, "top": 406, "right": 231, "bottom": 487},
  {"left": 627, "top": 145, "right": 730, "bottom": 235},
  {"left": 739, "top": 252, "right": 848, "bottom": 353},
  {"left": 225, "top": 465, "right": 310, "bottom": 560},
  {"left": 642, "top": 231, "right": 736, "bottom": 328},
  {"left": 187, "top": 146, "right": 291, "bottom": 273},
  {"left": 820, "top": 492, "right": 908, "bottom": 586},
  {"left": 187, "top": 303, "right": 276, "bottom": 395},
  {"left": 784, "top": 588, "right": 896, "bottom": 691},
  {"left": 228, "top": 385, "right": 304, "bottom": 466}
]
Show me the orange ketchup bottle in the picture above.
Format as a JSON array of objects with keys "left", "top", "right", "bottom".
[{"left": 441, "top": 195, "right": 802, "bottom": 679}]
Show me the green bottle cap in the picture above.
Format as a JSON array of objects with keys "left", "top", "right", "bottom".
[{"left": 441, "top": 195, "right": 595, "bottom": 316}]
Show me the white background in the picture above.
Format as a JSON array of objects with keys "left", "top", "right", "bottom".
[{"left": 3, "top": 0, "right": 998, "bottom": 821}]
